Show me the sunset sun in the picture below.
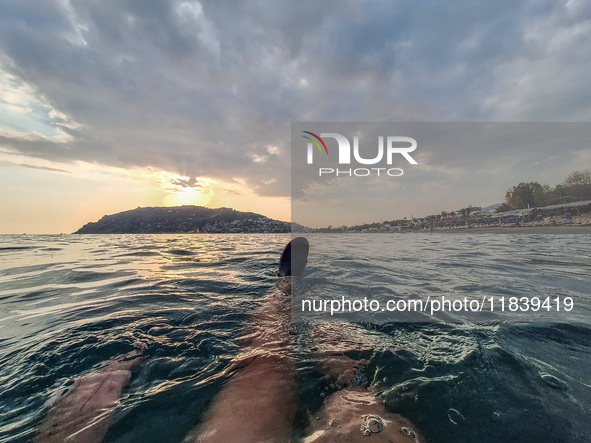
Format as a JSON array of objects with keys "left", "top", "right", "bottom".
[{"left": 164, "top": 188, "right": 212, "bottom": 207}]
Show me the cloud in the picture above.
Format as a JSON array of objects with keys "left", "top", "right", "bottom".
[
  {"left": 0, "top": 160, "right": 70, "bottom": 173},
  {"left": 169, "top": 176, "right": 201, "bottom": 190},
  {"left": 0, "top": 0, "right": 590, "bottom": 207}
]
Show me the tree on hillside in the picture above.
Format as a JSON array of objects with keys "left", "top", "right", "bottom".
[
  {"left": 563, "top": 169, "right": 591, "bottom": 186},
  {"left": 562, "top": 170, "right": 591, "bottom": 202},
  {"left": 505, "top": 182, "right": 548, "bottom": 209}
]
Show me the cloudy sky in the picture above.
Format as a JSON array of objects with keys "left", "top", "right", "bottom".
[{"left": 1, "top": 0, "right": 590, "bottom": 233}]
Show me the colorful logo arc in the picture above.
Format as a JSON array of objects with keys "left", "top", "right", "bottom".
[{"left": 302, "top": 131, "right": 328, "bottom": 155}]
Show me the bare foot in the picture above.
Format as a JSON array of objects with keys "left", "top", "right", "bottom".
[
  {"left": 302, "top": 387, "right": 424, "bottom": 443},
  {"left": 35, "top": 346, "right": 146, "bottom": 443}
]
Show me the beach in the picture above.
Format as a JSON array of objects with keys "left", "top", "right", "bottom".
[{"left": 436, "top": 225, "right": 591, "bottom": 234}]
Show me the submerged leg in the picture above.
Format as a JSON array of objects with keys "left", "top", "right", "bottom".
[
  {"left": 187, "top": 238, "right": 309, "bottom": 443},
  {"left": 300, "top": 325, "right": 424, "bottom": 441},
  {"left": 35, "top": 345, "right": 145, "bottom": 443},
  {"left": 302, "top": 385, "right": 423, "bottom": 442}
]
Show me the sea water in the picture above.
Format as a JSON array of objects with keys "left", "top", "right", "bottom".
[{"left": 0, "top": 233, "right": 590, "bottom": 442}]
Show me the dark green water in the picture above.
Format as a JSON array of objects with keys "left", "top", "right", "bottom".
[{"left": 0, "top": 233, "right": 590, "bottom": 442}]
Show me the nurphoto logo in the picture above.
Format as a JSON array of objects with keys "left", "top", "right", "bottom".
[{"left": 303, "top": 131, "right": 418, "bottom": 177}]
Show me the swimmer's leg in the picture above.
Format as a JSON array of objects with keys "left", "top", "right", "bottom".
[
  {"left": 35, "top": 344, "right": 146, "bottom": 443},
  {"left": 302, "top": 386, "right": 424, "bottom": 443},
  {"left": 300, "top": 325, "right": 425, "bottom": 441},
  {"left": 186, "top": 238, "right": 309, "bottom": 443}
]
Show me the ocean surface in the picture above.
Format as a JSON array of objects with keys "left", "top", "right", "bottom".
[{"left": 1, "top": 233, "right": 590, "bottom": 442}]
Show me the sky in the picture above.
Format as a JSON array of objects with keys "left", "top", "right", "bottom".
[{"left": 1, "top": 0, "right": 590, "bottom": 233}]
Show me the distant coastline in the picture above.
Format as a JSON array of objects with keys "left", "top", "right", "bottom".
[
  {"left": 300, "top": 200, "right": 591, "bottom": 234},
  {"left": 74, "top": 196, "right": 591, "bottom": 236}
]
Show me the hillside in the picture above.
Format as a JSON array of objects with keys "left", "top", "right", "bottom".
[{"left": 75, "top": 206, "right": 290, "bottom": 234}]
